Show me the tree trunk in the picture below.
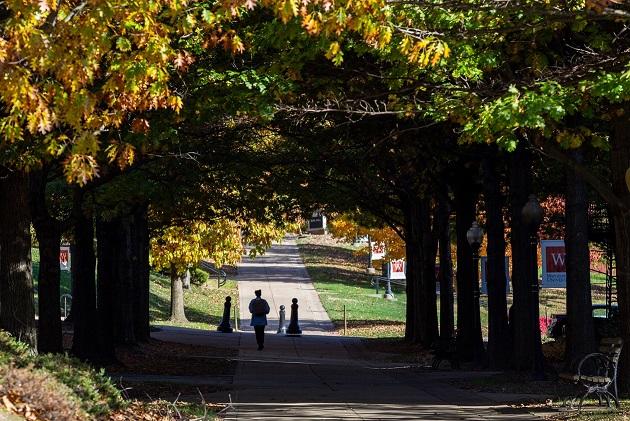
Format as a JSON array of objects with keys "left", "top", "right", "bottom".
[
  {"left": 130, "top": 207, "right": 150, "bottom": 342},
  {"left": 71, "top": 189, "right": 99, "bottom": 360},
  {"left": 96, "top": 206, "right": 150, "bottom": 347},
  {"left": 36, "top": 230, "right": 63, "bottom": 353},
  {"left": 509, "top": 143, "right": 541, "bottom": 371},
  {"left": 453, "top": 174, "right": 480, "bottom": 361},
  {"left": 0, "top": 170, "right": 37, "bottom": 347},
  {"left": 565, "top": 149, "right": 596, "bottom": 367},
  {"left": 29, "top": 168, "right": 63, "bottom": 354},
  {"left": 483, "top": 153, "right": 510, "bottom": 368},
  {"left": 170, "top": 264, "right": 188, "bottom": 322},
  {"left": 420, "top": 199, "right": 439, "bottom": 346},
  {"left": 95, "top": 216, "right": 117, "bottom": 361},
  {"left": 610, "top": 112, "right": 630, "bottom": 392},
  {"left": 403, "top": 195, "right": 421, "bottom": 343},
  {"left": 437, "top": 192, "right": 454, "bottom": 341}
]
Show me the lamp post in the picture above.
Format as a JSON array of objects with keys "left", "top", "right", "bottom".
[
  {"left": 467, "top": 221, "right": 485, "bottom": 363},
  {"left": 521, "top": 194, "right": 545, "bottom": 379}
]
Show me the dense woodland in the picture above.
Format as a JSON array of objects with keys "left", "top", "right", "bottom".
[{"left": 2, "top": 0, "right": 630, "bottom": 401}]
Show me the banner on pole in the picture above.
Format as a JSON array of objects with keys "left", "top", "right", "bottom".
[
  {"left": 541, "top": 240, "right": 566, "bottom": 288},
  {"left": 60, "top": 246, "right": 71, "bottom": 271},
  {"left": 370, "top": 242, "right": 386, "bottom": 261},
  {"left": 387, "top": 259, "right": 406, "bottom": 280}
]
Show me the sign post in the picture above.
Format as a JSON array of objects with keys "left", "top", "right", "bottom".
[
  {"left": 541, "top": 240, "right": 566, "bottom": 288},
  {"left": 307, "top": 210, "right": 327, "bottom": 234}
]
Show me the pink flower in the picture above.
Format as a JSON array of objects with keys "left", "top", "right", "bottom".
[{"left": 539, "top": 317, "right": 553, "bottom": 335}]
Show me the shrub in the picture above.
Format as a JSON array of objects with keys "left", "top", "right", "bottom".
[
  {"left": 191, "top": 267, "right": 210, "bottom": 286},
  {"left": 539, "top": 316, "right": 553, "bottom": 336},
  {"left": 35, "top": 354, "right": 125, "bottom": 417},
  {"left": 0, "top": 365, "right": 89, "bottom": 420},
  {"left": 0, "top": 331, "right": 31, "bottom": 365}
]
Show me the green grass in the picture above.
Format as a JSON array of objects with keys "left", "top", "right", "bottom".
[
  {"left": 32, "top": 248, "right": 72, "bottom": 311},
  {"left": 149, "top": 271, "right": 240, "bottom": 330},
  {"left": 296, "top": 235, "right": 617, "bottom": 340},
  {"left": 31, "top": 248, "right": 239, "bottom": 330},
  {"left": 550, "top": 402, "right": 630, "bottom": 420},
  {"left": 297, "top": 235, "right": 406, "bottom": 338}
]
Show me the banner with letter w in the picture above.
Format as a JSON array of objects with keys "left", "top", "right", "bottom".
[{"left": 541, "top": 240, "right": 566, "bottom": 288}]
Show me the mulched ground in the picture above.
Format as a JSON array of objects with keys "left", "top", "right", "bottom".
[
  {"left": 106, "top": 339, "right": 237, "bottom": 377},
  {"left": 107, "top": 400, "right": 224, "bottom": 421}
]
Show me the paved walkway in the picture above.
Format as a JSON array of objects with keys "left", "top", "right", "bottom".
[
  {"left": 237, "top": 236, "right": 334, "bottom": 333},
  {"left": 148, "top": 236, "right": 555, "bottom": 420}
]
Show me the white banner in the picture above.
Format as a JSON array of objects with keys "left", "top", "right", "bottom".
[
  {"left": 60, "top": 246, "right": 71, "bottom": 271},
  {"left": 370, "top": 242, "right": 386, "bottom": 261},
  {"left": 387, "top": 259, "right": 406, "bottom": 280},
  {"left": 541, "top": 240, "right": 566, "bottom": 288}
]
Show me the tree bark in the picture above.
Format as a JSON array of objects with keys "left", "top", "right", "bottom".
[
  {"left": 130, "top": 207, "right": 150, "bottom": 342},
  {"left": 610, "top": 112, "right": 630, "bottom": 392},
  {"left": 483, "top": 154, "right": 510, "bottom": 368},
  {"left": 96, "top": 206, "right": 150, "bottom": 348},
  {"left": 509, "top": 143, "right": 542, "bottom": 371},
  {"left": 0, "top": 170, "right": 37, "bottom": 347},
  {"left": 403, "top": 195, "right": 422, "bottom": 343},
  {"left": 453, "top": 174, "right": 481, "bottom": 361},
  {"left": 170, "top": 264, "right": 188, "bottom": 322},
  {"left": 437, "top": 192, "right": 455, "bottom": 341},
  {"left": 71, "top": 189, "right": 99, "bottom": 360},
  {"left": 29, "top": 168, "right": 63, "bottom": 354},
  {"left": 420, "top": 199, "right": 439, "bottom": 346},
  {"left": 95, "top": 216, "right": 117, "bottom": 361},
  {"left": 565, "top": 149, "right": 596, "bottom": 367}
]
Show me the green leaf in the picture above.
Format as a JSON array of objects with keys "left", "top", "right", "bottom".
[{"left": 116, "top": 37, "right": 132, "bottom": 52}]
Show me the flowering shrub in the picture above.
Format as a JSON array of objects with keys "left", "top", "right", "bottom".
[{"left": 539, "top": 317, "right": 553, "bottom": 336}]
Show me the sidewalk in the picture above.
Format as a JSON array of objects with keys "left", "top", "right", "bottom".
[
  {"left": 237, "top": 236, "right": 334, "bottom": 333},
  {"left": 147, "top": 237, "right": 555, "bottom": 420}
]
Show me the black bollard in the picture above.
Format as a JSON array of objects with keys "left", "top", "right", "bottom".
[
  {"left": 217, "top": 296, "right": 234, "bottom": 333},
  {"left": 286, "top": 298, "right": 302, "bottom": 336}
]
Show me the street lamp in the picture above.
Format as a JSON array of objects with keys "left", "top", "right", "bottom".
[
  {"left": 467, "top": 221, "right": 485, "bottom": 363},
  {"left": 521, "top": 194, "right": 545, "bottom": 379}
]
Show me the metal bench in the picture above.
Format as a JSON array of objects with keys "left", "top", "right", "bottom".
[{"left": 560, "top": 337, "right": 623, "bottom": 410}]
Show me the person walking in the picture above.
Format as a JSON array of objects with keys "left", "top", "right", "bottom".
[{"left": 249, "top": 289, "right": 270, "bottom": 350}]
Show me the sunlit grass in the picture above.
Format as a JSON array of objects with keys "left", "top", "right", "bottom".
[{"left": 149, "top": 271, "right": 240, "bottom": 330}]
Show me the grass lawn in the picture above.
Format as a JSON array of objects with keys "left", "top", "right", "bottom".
[
  {"left": 32, "top": 248, "right": 72, "bottom": 310},
  {"left": 297, "top": 235, "right": 615, "bottom": 341},
  {"left": 550, "top": 402, "right": 630, "bottom": 420},
  {"left": 31, "top": 248, "right": 239, "bottom": 331},
  {"left": 297, "top": 235, "right": 406, "bottom": 338},
  {"left": 149, "top": 271, "right": 240, "bottom": 330}
]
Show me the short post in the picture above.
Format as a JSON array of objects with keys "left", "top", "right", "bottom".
[
  {"left": 343, "top": 305, "right": 347, "bottom": 336},
  {"left": 217, "top": 296, "right": 234, "bottom": 333},
  {"left": 286, "top": 298, "right": 302, "bottom": 336},
  {"left": 234, "top": 305, "right": 239, "bottom": 331},
  {"left": 384, "top": 279, "right": 394, "bottom": 300},
  {"left": 277, "top": 305, "right": 287, "bottom": 334}
]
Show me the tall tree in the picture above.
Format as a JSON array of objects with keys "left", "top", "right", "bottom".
[
  {"left": 483, "top": 152, "right": 510, "bottom": 368},
  {"left": 564, "top": 149, "right": 596, "bottom": 365},
  {"left": 453, "top": 168, "right": 482, "bottom": 362},
  {"left": 0, "top": 170, "right": 36, "bottom": 347}
]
